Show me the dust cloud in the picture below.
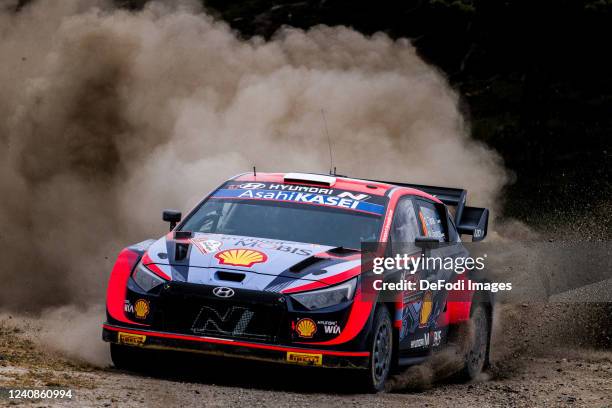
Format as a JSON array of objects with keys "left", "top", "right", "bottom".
[{"left": 0, "top": 0, "right": 509, "bottom": 365}]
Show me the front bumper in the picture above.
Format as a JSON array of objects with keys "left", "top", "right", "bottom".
[{"left": 103, "top": 323, "right": 369, "bottom": 369}]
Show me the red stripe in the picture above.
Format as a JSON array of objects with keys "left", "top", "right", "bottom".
[
  {"left": 312, "top": 252, "right": 361, "bottom": 261},
  {"left": 141, "top": 252, "right": 172, "bottom": 280},
  {"left": 394, "top": 297, "right": 404, "bottom": 328},
  {"left": 281, "top": 280, "right": 327, "bottom": 294},
  {"left": 106, "top": 249, "right": 148, "bottom": 327},
  {"left": 447, "top": 275, "right": 474, "bottom": 323},
  {"left": 281, "top": 266, "right": 361, "bottom": 294},
  {"left": 103, "top": 325, "right": 369, "bottom": 357}
]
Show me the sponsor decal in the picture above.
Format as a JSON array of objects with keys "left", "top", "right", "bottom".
[
  {"left": 337, "top": 191, "right": 369, "bottom": 201},
  {"left": 192, "top": 305, "right": 253, "bottom": 336},
  {"left": 215, "top": 249, "right": 268, "bottom": 267},
  {"left": 223, "top": 236, "right": 313, "bottom": 256},
  {"left": 134, "top": 299, "right": 150, "bottom": 319},
  {"left": 118, "top": 332, "right": 146, "bottom": 346},
  {"left": 410, "top": 332, "right": 430, "bottom": 348},
  {"left": 432, "top": 330, "right": 442, "bottom": 347},
  {"left": 294, "top": 318, "right": 317, "bottom": 338},
  {"left": 318, "top": 320, "right": 341, "bottom": 335},
  {"left": 212, "top": 286, "right": 235, "bottom": 298},
  {"left": 212, "top": 188, "right": 385, "bottom": 215},
  {"left": 286, "top": 352, "right": 323, "bottom": 366},
  {"left": 400, "top": 300, "right": 422, "bottom": 339},
  {"left": 419, "top": 291, "right": 433, "bottom": 327},
  {"left": 191, "top": 238, "right": 222, "bottom": 254},
  {"left": 269, "top": 183, "right": 334, "bottom": 195},
  {"left": 124, "top": 300, "right": 134, "bottom": 314},
  {"left": 239, "top": 183, "right": 267, "bottom": 189}
]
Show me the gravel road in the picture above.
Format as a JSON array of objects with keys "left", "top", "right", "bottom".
[{"left": 1, "top": 303, "right": 610, "bottom": 408}]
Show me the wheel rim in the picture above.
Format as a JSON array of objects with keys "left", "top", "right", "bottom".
[
  {"left": 373, "top": 320, "right": 392, "bottom": 384},
  {"left": 467, "top": 308, "right": 488, "bottom": 374}
]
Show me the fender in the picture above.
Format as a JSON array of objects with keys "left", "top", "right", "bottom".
[
  {"left": 447, "top": 273, "right": 495, "bottom": 323},
  {"left": 447, "top": 274, "right": 474, "bottom": 323},
  {"left": 297, "top": 288, "right": 375, "bottom": 346},
  {"left": 106, "top": 241, "right": 154, "bottom": 326}
]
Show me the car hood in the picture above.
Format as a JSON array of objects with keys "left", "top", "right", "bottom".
[{"left": 143, "top": 233, "right": 361, "bottom": 293}]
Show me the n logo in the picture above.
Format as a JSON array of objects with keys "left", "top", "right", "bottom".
[
  {"left": 191, "top": 305, "right": 253, "bottom": 336},
  {"left": 337, "top": 192, "right": 369, "bottom": 201}
]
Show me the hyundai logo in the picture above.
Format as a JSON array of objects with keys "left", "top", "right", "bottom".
[
  {"left": 239, "top": 183, "right": 266, "bottom": 189},
  {"left": 213, "top": 286, "right": 235, "bottom": 298}
]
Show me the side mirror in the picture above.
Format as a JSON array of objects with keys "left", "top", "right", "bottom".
[
  {"left": 162, "top": 209, "right": 182, "bottom": 231},
  {"left": 415, "top": 236, "right": 439, "bottom": 251}
]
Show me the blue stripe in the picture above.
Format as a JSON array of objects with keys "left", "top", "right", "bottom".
[{"left": 211, "top": 189, "right": 385, "bottom": 215}]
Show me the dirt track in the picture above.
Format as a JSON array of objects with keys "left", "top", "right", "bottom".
[{"left": 1, "top": 304, "right": 611, "bottom": 408}]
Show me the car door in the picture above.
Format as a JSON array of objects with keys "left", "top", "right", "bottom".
[
  {"left": 412, "top": 198, "right": 468, "bottom": 350},
  {"left": 388, "top": 197, "right": 435, "bottom": 351}
]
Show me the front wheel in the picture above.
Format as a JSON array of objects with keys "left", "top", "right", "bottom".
[
  {"left": 110, "top": 343, "right": 154, "bottom": 372},
  {"left": 357, "top": 306, "right": 393, "bottom": 392}
]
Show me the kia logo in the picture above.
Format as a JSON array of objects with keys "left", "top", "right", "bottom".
[
  {"left": 239, "top": 183, "right": 266, "bottom": 189},
  {"left": 213, "top": 287, "right": 235, "bottom": 298}
]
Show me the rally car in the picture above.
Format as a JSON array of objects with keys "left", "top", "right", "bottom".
[{"left": 103, "top": 172, "right": 492, "bottom": 392}]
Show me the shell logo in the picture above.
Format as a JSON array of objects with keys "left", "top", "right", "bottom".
[
  {"left": 134, "top": 299, "right": 150, "bottom": 319},
  {"left": 295, "top": 318, "right": 317, "bottom": 338},
  {"left": 215, "top": 249, "right": 267, "bottom": 267},
  {"left": 420, "top": 291, "right": 433, "bottom": 326}
]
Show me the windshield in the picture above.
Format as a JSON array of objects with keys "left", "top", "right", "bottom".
[{"left": 181, "top": 198, "right": 385, "bottom": 249}]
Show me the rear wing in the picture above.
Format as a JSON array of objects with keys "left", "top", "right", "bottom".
[{"left": 371, "top": 180, "right": 489, "bottom": 241}]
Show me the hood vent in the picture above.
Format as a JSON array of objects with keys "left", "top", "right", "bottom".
[
  {"left": 290, "top": 256, "right": 324, "bottom": 273},
  {"left": 327, "top": 246, "right": 360, "bottom": 256},
  {"left": 215, "top": 271, "right": 246, "bottom": 282}
]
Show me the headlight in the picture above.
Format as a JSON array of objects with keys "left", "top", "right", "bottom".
[
  {"left": 132, "top": 261, "right": 166, "bottom": 292},
  {"left": 290, "top": 277, "right": 357, "bottom": 310}
]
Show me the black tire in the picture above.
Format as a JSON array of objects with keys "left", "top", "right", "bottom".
[
  {"left": 110, "top": 343, "right": 153, "bottom": 372},
  {"left": 357, "top": 306, "right": 393, "bottom": 393},
  {"left": 455, "top": 303, "right": 491, "bottom": 381}
]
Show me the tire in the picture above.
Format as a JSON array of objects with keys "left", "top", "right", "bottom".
[
  {"left": 110, "top": 343, "right": 152, "bottom": 372},
  {"left": 357, "top": 306, "right": 393, "bottom": 393},
  {"left": 454, "top": 303, "right": 491, "bottom": 381}
]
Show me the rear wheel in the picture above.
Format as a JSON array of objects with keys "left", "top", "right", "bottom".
[
  {"left": 357, "top": 307, "right": 393, "bottom": 392},
  {"left": 454, "top": 303, "right": 490, "bottom": 381}
]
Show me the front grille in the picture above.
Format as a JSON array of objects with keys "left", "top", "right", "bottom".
[{"left": 155, "top": 282, "right": 286, "bottom": 343}]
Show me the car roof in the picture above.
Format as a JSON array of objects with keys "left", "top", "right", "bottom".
[{"left": 231, "top": 172, "right": 442, "bottom": 203}]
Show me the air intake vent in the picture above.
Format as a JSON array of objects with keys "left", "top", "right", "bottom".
[
  {"left": 175, "top": 243, "right": 190, "bottom": 261},
  {"left": 327, "top": 247, "right": 360, "bottom": 256},
  {"left": 215, "top": 271, "right": 246, "bottom": 282},
  {"left": 174, "top": 231, "right": 193, "bottom": 239},
  {"left": 289, "top": 256, "right": 324, "bottom": 273},
  {"left": 283, "top": 173, "right": 336, "bottom": 187}
]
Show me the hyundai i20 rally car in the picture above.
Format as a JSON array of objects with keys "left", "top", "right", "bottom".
[{"left": 103, "top": 172, "right": 492, "bottom": 392}]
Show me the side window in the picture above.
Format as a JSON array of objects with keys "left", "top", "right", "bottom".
[
  {"left": 416, "top": 200, "right": 447, "bottom": 242},
  {"left": 391, "top": 198, "right": 420, "bottom": 243}
]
